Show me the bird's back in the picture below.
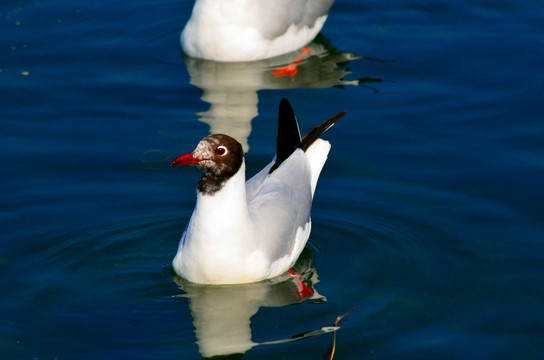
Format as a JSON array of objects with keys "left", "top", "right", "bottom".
[
  {"left": 181, "top": 0, "right": 335, "bottom": 61},
  {"left": 246, "top": 139, "right": 330, "bottom": 277}
]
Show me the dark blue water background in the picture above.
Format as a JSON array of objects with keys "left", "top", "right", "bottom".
[{"left": 2, "top": 0, "right": 543, "bottom": 359}]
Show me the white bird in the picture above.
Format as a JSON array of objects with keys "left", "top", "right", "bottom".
[
  {"left": 181, "top": 0, "right": 336, "bottom": 62},
  {"left": 170, "top": 98, "right": 345, "bottom": 284}
]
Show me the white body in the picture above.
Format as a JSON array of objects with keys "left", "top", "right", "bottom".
[
  {"left": 181, "top": 0, "right": 332, "bottom": 62},
  {"left": 173, "top": 139, "right": 331, "bottom": 284}
]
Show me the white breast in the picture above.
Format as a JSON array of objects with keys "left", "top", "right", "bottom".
[{"left": 172, "top": 139, "right": 331, "bottom": 284}]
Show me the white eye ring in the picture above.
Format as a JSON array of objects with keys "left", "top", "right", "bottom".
[{"left": 216, "top": 145, "right": 228, "bottom": 156}]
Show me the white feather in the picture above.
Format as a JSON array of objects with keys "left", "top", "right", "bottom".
[
  {"left": 181, "top": 0, "right": 333, "bottom": 61},
  {"left": 173, "top": 139, "right": 330, "bottom": 284}
]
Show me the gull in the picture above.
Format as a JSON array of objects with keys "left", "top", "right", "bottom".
[
  {"left": 170, "top": 98, "right": 345, "bottom": 284},
  {"left": 181, "top": 0, "right": 336, "bottom": 62}
]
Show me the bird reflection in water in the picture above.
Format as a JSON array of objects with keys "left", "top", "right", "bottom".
[
  {"left": 171, "top": 248, "right": 336, "bottom": 359},
  {"left": 181, "top": 35, "right": 381, "bottom": 152}
]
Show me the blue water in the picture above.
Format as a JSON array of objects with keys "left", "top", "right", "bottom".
[{"left": 2, "top": 0, "right": 544, "bottom": 359}]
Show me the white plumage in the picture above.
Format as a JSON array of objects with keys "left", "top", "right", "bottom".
[
  {"left": 181, "top": 0, "right": 335, "bottom": 62},
  {"left": 171, "top": 99, "right": 344, "bottom": 284}
]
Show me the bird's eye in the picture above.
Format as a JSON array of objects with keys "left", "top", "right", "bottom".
[{"left": 216, "top": 146, "right": 228, "bottom": 156}]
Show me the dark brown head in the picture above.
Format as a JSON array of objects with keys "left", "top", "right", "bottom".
[{"left": 170, "top": 134, "right": 244, "bottom": 195}]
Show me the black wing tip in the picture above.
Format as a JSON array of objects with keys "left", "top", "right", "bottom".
[
  {"left": 279, "top": 98, "right": 294, "bottom": 117},
  {"left": 270, "top": 99, "right": 346, "bottom": 173},
  {"left": 270, "top": 98, "right": 302, "bottom": 173},
  {"left": 336, "top": 111, "right": 347, "bottom": 119},
  {"left": 301, "top": 110, "right": 346, "bottom": 151}
]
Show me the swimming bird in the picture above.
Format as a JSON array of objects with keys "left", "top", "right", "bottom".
[
  {"left": 170, "top": 98, "right": 345, "bottom": 284},
  {"left": 181, "top": 0, "right": 336, "bottom": 62}
]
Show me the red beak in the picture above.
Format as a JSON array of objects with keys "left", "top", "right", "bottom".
[{"left": 170, "top": 153, "right": 202, "bottom": 167}]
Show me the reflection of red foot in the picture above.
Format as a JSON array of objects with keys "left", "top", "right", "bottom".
[
  {"left": 288, "top": 269, "right": 315, "bottom": 300},
  {"left": 271, "top": 64, "right": 299, "bottom": 77},
  {"left": 270, "top": 47, "right": 311, "bottom": 78}
]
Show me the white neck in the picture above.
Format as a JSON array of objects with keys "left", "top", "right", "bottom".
[
  {"left": 195, "top": 160, "right": 249, "bottom": 225},
  {"left": 175, "top": 160, "right": 264, "bottom": 283},
  {"left": 183, "top": 160, "right": 256, "bottom": 256}
]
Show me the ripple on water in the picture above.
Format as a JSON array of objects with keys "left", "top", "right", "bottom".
[
  {"left": 305, "top": 174, "right": 544, "bottom": 357},
  {"left": 285, "top": 213, "right": 419, "bottom": 358},
  {"left": 1, "top": 212, "right": 197, "bottom": 358}
]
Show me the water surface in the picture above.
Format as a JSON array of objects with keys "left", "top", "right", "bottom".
[{"left": 1, "top": 0, "right": 543, "bottom": 359}]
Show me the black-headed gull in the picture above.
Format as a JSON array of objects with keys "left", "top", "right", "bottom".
[
  {"left": 181, "top": 0, "right": 336, "bottom": 62},
  {"left": 171, "top": 98, "right": 345, "bottom": 284}
]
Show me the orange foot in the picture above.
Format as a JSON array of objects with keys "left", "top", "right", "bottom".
[
  {"left": 270, "top": 47, "right": 311, "bottom": 78},
  {"left": 288, "top": 269, "right": 315, "bottom": 300}
]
